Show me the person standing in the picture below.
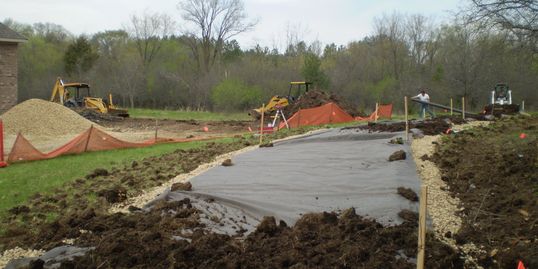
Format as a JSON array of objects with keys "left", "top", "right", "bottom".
[{"left": 412, "top": 89, "right": 435, "bottom": 119}]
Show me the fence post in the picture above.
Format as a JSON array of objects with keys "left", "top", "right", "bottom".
[
  {"left": 405, "top": 97, "right": 409, "bottom": 142},
  {"left": 462, "top": 96, "right": 465, "bottom": 120},
  {"left": 521, "top": 100, "right": 525, "bottom": 112},
  {"left": 417, "top": 186, "right": 428, "bottom": 269},
  {"left": 84, "top": 125, "right": 93, "bottom": 152},
  {"left": 375, "top": 102, "right": 379, "bottom": 123},
  {"left": 259, "top": 104, "right": 264, "bottom": 145},
  {"left": 154, "top": 119, "right": 158, "bottom": 142},
  {"left": 0, "top": 120, "right": 7, "bottom": 168},
  {"left": 450, "top": 98, "right": 453, "bottom": 116}
]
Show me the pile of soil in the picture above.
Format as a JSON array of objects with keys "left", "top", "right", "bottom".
[
  {"left": 283, "top": 90, "right": 359, "bottom": 117},
  {"left": 349, "top": 117, "right": 462, "bottom": 135},
  {"left": 483, "top": 104, "right": 520, "bottom": 116},
  {"left": 43, "top": 207, "right": 460, "bottom": 269},
  {"left": 75, "top": 108, "right": 124, "bottom": 123},
  {"left": 0, "top": 99, "right": 98, "bottom": 136},
  {"left": 433, "top": 116, "right": 538, "bottom": 268}
]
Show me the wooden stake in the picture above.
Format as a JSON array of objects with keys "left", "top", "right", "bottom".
[
  {"left": 404, "top": 96, "right": 409, "bottom": 142},
  {"left": 259, "top": 104, "right": 265, "bottom": 144},
  {"left": 84, "top": 125, "right": 93, "bottom": 152},
  {"left": 417, "top": 186, "right": 428, "bottom": 269},
  {"left": 462, "top": 96, "right": 465, "bottom": 120},
  {"left": 375, "top": 102, "right": 379, "bottom": 123},
  {"left": 154, "top": 119, "right": 158, "bottom": 141},
  {"left": 0, "top": 120, "right": 5, "bottom": 165},
  {"left": 450, "top": 98, "right": 453, "bottom": 116}
]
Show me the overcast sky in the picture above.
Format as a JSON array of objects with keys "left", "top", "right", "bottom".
[{"left": 1, "top": 0, "right": 462, "bottom": 49}]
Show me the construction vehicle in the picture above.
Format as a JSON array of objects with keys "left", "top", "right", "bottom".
[
  {"left": 50, "top": 77, "right": 129, "bottom": 117},
  {"left": 251, "top": 81, "right": 311, "bottom": 118},
  {"left": 483, "top": 83, "right": 520, "bottom": 116}
]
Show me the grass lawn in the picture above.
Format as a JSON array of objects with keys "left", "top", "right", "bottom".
[
  {"left": 0, "top": 138, "right": 232, "bottom": 217},
  {"left": 129, "top": 108, "right": 252, "bottom": 121}
]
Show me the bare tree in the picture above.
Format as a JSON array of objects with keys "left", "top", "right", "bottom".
[
  {"left": 463, "top": 0, "right": 538, "bottom": 39},
  {"left": 374, "top": 13, "right": 407, "bottom": 80},
  {"left": 178, "top": 0, "right": 256, "bottom": 72},
  {"left": 128, "top": 11, "right": 174, "bottom": 68}
]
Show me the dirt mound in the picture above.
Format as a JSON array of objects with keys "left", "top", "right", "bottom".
[
  {"left": 59, "top": 208, "right": 461, "bottom": 268},
  {"left": 433, "top": 116, "right": 538, "bottom": 268},
  {"left": 283, "top": 90, "right": 359, "bottom": 117},
  {"left": 76, "top": 108, "right": 124, "bottom": 123},
  {"left": 483, "top": 104, "right": 520, "bottom": 116},
  {"left": 389, "top": 150, "right": 406, "bottom": 161},
  {"left": 0, "top": 99, "right": 99, "bottom": 136},
  {"left": 350, "top": 117, "right": 455, "bottom": 135},
  {"left": 397, "top": 187, "right": 418, "bottom": 202}
]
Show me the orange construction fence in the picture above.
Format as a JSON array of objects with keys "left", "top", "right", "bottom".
[
  {"left": 7, "top": 126, "right": 225, "bottom": 163},
  {"left": 0, "top": 120, "right": 7, "bottom": 167},
  {"left": 279, "top": 102, "right": 355, "bottom": 129},
  {"left": 355, "top": 104, "right": 393, "bottom": 121}
]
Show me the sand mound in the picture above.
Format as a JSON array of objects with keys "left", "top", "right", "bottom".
[{"left": 0, "top": 99, "right": 100, "bottom": 137}]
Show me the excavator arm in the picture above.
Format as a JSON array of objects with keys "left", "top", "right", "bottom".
[{"left": 50, "top": 77, "right": 66, "bottom": 104}]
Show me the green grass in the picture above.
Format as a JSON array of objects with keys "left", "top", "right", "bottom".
[
  {"left": 0, "top": 138, "right": 231, "bottom": 216},
  {"left": 129, "top": 108, "right": 252, "bottom": 121}
]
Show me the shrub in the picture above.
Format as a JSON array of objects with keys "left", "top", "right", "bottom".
[{"left": 211, "top": 79, "right": 263, "bottom": 111}]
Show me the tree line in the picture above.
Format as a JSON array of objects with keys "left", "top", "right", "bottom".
[{"left": 5, "top": 0, "right": 538, "bottom": 113}]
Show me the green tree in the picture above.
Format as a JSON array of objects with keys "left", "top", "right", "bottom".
[
  {"left": 211, "top": 79, "right": 262, "bottom": 111},
  {"left": 301, "top": 53, "right": 329, "bottom": 89},
  {"left": 64, "top": 36, "right": 99, "bottom": 78}
]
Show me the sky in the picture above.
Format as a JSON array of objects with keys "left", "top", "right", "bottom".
[{"left": 1, "top": 0, "right": 463, "bottom": 49}]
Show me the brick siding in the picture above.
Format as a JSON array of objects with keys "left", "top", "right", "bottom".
[{"left": 0, "top": 42, "right": 18, "bottom": 115}]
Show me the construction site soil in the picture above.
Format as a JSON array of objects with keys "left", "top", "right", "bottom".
[
  {"left": 98, "top": 117, "right": 250, "bottom": 137},
  {"left": 2, "top": 116, "right": 535, "bottom": 268},
  {"left": 433, "top": 116, "right": 538, "bottom": 268},
  {"left": 346, "top": 116, "right": 466, "bottom": 135}
]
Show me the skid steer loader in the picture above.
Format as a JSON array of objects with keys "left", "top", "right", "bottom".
[
  {"left": 50, "top": 77, "right": 129, "bottom": 117},
  {"left": 483, "top": 83, "right": 519, "bottom": 116}
]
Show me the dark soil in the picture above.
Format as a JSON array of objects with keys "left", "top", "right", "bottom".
[
  {"left": 56, "top": 207, "right": 461, "bottom": 269},
  {"left": 221, "top": 158, "right": 233, "bottom": 166},
  {"left": 76, "top": 108, "right": 124, "bottom": 123},
  {"left": 171, "top": 182, "right": 192, "bottom": 192},
  {"left": 346, "top": 116, "right": 475, "bottom": 136},
  {"left": 398, "top": 209, "right": 419, "bottom": 222},
  {"left": 397, "top": 187, "right": 418, "bottom": 202},
  {"left": 483, "top": 104, "right": 520, "bottom": 116},
  {"left": 433, "top": 116, "right": 538, "bottom": 268},
  {"left": 389, "top": 150, "right": 406, "bottom": 161}
]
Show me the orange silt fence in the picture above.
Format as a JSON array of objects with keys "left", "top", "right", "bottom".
[
  {"left": 7, "top": 125, "right": 229, "bottom": 163},
  {"left": 355, "top": 104, "right": 393, "bottom": 121},
  {"left": 279, "top": 102, "right": 355, "bottom": 129},
  {"left": 0, "top": 120, "right": 7, "bottom": 168}
]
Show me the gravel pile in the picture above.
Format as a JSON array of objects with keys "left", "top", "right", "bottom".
[{"left": 0, "top": 99, "right": 100, "bottom": 137}]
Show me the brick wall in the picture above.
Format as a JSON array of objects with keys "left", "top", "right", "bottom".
[{"left": 0, "top": 42, "right": 18, "bottom": 115}]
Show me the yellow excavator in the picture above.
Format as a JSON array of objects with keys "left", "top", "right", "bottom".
[
  {"left": 50, "top": 77, "right": 129, "bottom": 117},
  {"left": 251, "top": 81, "right": 311, "bottom": 118}
]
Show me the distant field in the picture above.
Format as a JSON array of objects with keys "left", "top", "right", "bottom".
[{"left": 129, "top": 108, "right": 252, "bottom": 121}]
